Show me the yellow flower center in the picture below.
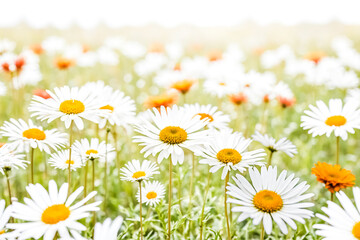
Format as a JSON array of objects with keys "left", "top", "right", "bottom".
[
  {"left": 132, "top": 171, "right": 146, "bottom": 179},
  {"left": 22, "top": 128, "right": 46, "bottom": 140},
  {"left": 41, "top": 204, "right": 70, "bottom": 224},
  {"left": 0, "top": 230, "right": 5, "bottom": 235},
  {"left": 353, "top": 222, "right": 360, "bottom": 239},
  {"left": 159, "top": 126, "right": 187, "bottom": 144},
  {"left": 253, "top": 190, "right": 283, "bottom": 213},
  {"left": 216, "top": 149, "right": 242, "bottom": 164},
  {"left": 59, "top": 100, "right": 85, "bottom": 114},
  {"left": 325, "top": 115, "right": 347, "bottom": 127},
  {"left": 196, "top": 113, "right": 214, "bottom": 122},
  {"left": 100, "top": 105, "right": 114, "bottom": 113},
  {"left": 86, "top": 149, "right": 98, "bottom": 155},
  {"left": 65, "top": 160, "right": 74, "bottom": 165},
  {"left": 146, "top": 191, "right": 157, "bottom": 199}
]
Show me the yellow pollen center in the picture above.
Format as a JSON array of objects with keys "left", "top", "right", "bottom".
[
  {"left": 216, "top": 149, "right": 242, "bottom": 164},
  {"left": 100, "top": 105, "right": 114, "bottom": 113},
  {"left": 132, "top": 171, "right": 146, "bottom": 179},
  {"left": 0, "top": 230, "right": 5, "bottom": 235},
  {"left": 41, "top": 204, "right": 70, "bottom": 224},
  {"left": 159, "top": 126, "right": 187, "bottom": 144},
  {"left": 219, "top": 82, "right": 226, "bottom": 86},
  {"left": 146, "top": 191, "right": 157, "bottom": 199},
  {"left": 59, "top": 100, "right": 85, "bottom": 114},
  {"left": 253, "top": 190, "right": 283, "bottom": 213},
  {"left": 86, "top": 149, "right": 98, "bottom": 155},
  {"left": 22, "top": 128, "right": 46, "bottom": 140},
  {"left": 196, "top": 113, "right": 214, "bottom": 122},
  {"left": 325, "top": 115, "right": 347, "bottom": 127},
  {"left": 65, "top": 160, "right": 74, "bottom": 165},
  {"left": 353, "top": 222, "right": 360, "bottom": 239}
]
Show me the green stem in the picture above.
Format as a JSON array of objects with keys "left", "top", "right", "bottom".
[
  {"left": 104, "top": 127, "right": 110, "bottom": 212},
  {"left": 30, "top": 147, "right": 34, "bottom": 184},
  {"left": 68, "top": 122, "right": 74, "bottom": 196},
  {"left": 260, "top": 223, "right": 265, "bottom": 240},
  {"left": 178, "top": 166, "right": 183, "bottom": 214},
  {"left": 139, "top": 181, "right": 144, "bottom": 240},
  {"left": 199, "top": 170, "right": 212, "bottom": 240},
  {"left": 84, "top": 161, "right": 88, "bottom": 198},
  {"left": 267, "top": 150, "right": 274, "bottom": 166},
  {"left": 5, "top": 169, "right": 12, "bottom": 205},
  {"left": 167, "top": 162, "right": 173, "bottom": 240},
  {"left": 336, "top": 136, "right": 340, "bottom": 165},
  {"left": 225, "top": 172, "right": 231, "bottom": 240}
]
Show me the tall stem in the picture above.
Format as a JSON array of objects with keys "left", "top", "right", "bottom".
[
  {"left": 104, "top": 127, "right": 110, "bottom": 212},
  {"left": 30, "top": 147, "right": 34, "bottom": 184},
  {"left": 224, "top": 172, "right": 231, "bottom": 240},
  {"left": 84, "top": 161, "right": 88, "bottom": 198},
  {"left": 331, "top": 192, "right": 334, "bottom": 201},
  {"left": 167, "top": 162, "right": 173, "bottom": 240},
  {"left": 200, "top": 170, "right": 212, "bottom": 240},
  {"left": 139, "top": 181, "right": 144, "bottom": 240},
  {"left": 178, "top": 166, "right": 183, "bottom": 214},
  {"left": 112, "top": 127, "right": 120, "bottom": 178},
  {"left": 189, "top": 154, "right": 195, "bottom": 210},
  {"left": 5, "top": 169, "right": 12, "bottom": 205},
  {"left": 336, "top": 136, "right": 340, "bottom": 165},
  {"left": 92, "top": 158, "right": 96, "bottom": 229},
  {"left": 260, "top": 223, "right": 264, "bottom": 240},
  {"left": 68, "top": 122, "right": 74, "bottom": 196},
  {"left": 267, "top": 150, "right": 274, "bottom": 166}
]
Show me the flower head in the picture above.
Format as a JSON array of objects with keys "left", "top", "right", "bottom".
[
  {"left": 252, "top": 131, "right": 297, "bottom": 157},
  {"left": 0, "top": 144, "right": 27, "bottom": 175},
  {"left": 49, "top": 150, "right": 84, "bottom": 171},
  {"left": 312, "top": 161, "right": 355, "bottom": 193},
  {"left": 136, "top": 181, "right": 165, "bottom": 207},
  {"left": 93, "top": 217, "right": 123, "bottom": 240},
  {"left": 72, "top": 138, "right": 115, "bottom": 163},
  {"left": 120, "top": 159, "right": 159, "bottom": 182}
]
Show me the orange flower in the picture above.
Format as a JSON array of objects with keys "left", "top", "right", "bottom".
[
  {"left": 30, "top": 44, "right": 44, "bottom": 55},
  {"left": 229, "top": 92, "right": 248, "bottom": 105},
  {"left": 148, "top": 43, "right": 164, "bottom": 53},
  {"left": 208, "top": 50, "right": 222, "bottom": 62},
  {"left": 171, "top": 79, "right": 195, "bottom": 94},
  {"left": 304, "top": 51, "right": 325, "bottom": 64},
  {"left": 312, "top": 162, "right": 355, "bottom": 193},
  {"left": 55, "top": 57, "right": 74, "bottom": 70},
  {"left": 33, "top": 89, "right": 51, "bottom": 99},
  {"left": 173, "top": 62, "right": 181, "bottom": 71},
  {"left": 145, "top": 92, "right": 178, "bottom": 110},
  {"left": 277, "top": 96, "right": 296, "bottom": 108}
]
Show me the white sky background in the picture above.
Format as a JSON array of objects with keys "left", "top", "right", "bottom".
[{"left": 1, "top": 0, "right": 360, "bottom": 28}]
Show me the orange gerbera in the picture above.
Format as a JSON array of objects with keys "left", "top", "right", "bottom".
[
  {"left": 277, "top": 96, "right": 296, "bottom": 108},
  {"left": 312, "top": 161, "right": 355, "bottom": 193},
  {"left": 229, "top": 92, "right": 248, "bottom": 105},
  {"left": 171, "top": 79, "right": 195, "bottom": 94},
  {"left": 55, "top": 57, "right": 74, "bottom": 70},
  {"left": 145, "top": 92, "right": 178, "bottom": 110},
  {"left": 304, "top": 51, "right": 326, "bottom": 64}
]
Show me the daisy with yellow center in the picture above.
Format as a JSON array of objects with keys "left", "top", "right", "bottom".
[
  {"left": 72, "top": 138, "right": 115, "bottom": 163},
  {"left": 312, "top": 161, "right": 355, "bottom": 194},
  {"left": 0, "top": 199, "right": 15, "bottom": 239},
  {"left": 137, "top": 181, "right": 165, "bottom": 207},
  {"left": 227, "top": 166, "right": 314, "bottom": 238},
  {"left": 314, "top": 187, "right": 360, "bottom": 240},
  {"left": 48, "top": 149, "right": 83, "bottom": 171},
  {"left": 7, "top": 180, "right": 101, "bottom": 239}
]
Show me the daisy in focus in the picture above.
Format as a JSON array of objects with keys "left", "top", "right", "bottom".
[
  {"left": 136, "top": 181, "right": 166, "bottom": 207},
  {"left": 0, "top": 118, "right": 67, "bottom": 154},
  {"left": 301, "top": 99, "right": 360, "bottom": 140},
  {"left": 93, "top": 217, "right": 123, "bottom": 240},
  {"left": 312, "top": 161, "right": 355, "bottom": 193},
  {"left": 314, "top": 187, "right": 360, "bottom": 240},
  {"left": 227, "top": 166, "right": 314, "bottom": 236},
  {"left": 0, "top": 144, "right": 27, "bottom": 175},
  {"left": 198, "top": 130, "right": 266, "bottom": 179},
  {"left": 29, "top": 86, "right": 106, "bottom": 130},
  {"left": 7, "top": 180, "right": 101, "bottom": 239},
  {"left": 133, "top": 105, "right": 208, "bottom": 165},
  {"left": 72, "top": 138, "right": 115, "bottom": 163},
  {"left": 120, "top": 159, "right": 159, "bottom": 182},
  {"left": 184, "top": 103, "right": 230, "bottom": 130},
  {"left": 49, "top": 150, "right": 83, "bottom": 171}
]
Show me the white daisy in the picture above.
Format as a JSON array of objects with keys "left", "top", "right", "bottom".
[
  {"left": 7, "top": 180, "right": 101, "bottom": 240},
  {"left": 72, "top": 138, "right": 115, "bottom": 163},
  {"left": 301, "top": 99, "right": 360, "bottom": 140},
  {"left": 0, "top": 199, "right": 16, "bottom": 239},
  {"left": 346, "top": 88, "right": 360, "bottom": 107},
  {"left": 29, "top": 86, "right": 106, "bottom": 130},
  {"left": 48, "top": 150, "right": 83, "bottom": 171},
  {"left": 0, "top": 144, "right": 27, "bottom": 175},
  {"left": 184, "top": 103, "right": 230, "bottom": 130},
  {"left": 93, "top": 216, "right": 123, "bottom": 240},
  {"left": 198, "top": 130, "right": 266, "bottom": 179},
  {"left": 120, "top": 159, "right": 159, "bottom": 182},
  {"left": 133, "top": 105, "right": 208, "bottom": 165},
  {"left": 252, "top": 131, "right": 297, "bottom": 157},
  {"left": 136, "top": 181, "right": 166, "bottom": 207},
  {"left": 227, "top": 166, "right": 314, "bottom": 235},
  {"left": 314, "top": 187, "right": 360, "bottom": 240},
  {"left": 0, "top": 118, "right": 67, "bottom": 154}
]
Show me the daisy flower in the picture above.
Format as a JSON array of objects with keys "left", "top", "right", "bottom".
[
  {"left": 7, "top": 180, "right": 101, "bottom": 239},
  {"left": 0, "top": 199, "right": 16, "bottom": 238},
  {"left": 301, "top": 99, "right": 360, "bottom": 140},
  {"left": 136, "top": 181, "right": 165, "bottom": 207},
  {"left": 184, "top": 103, "right": 230, "bottom": 130},
  {"left": 0, "top": 118, "right": 67, "bottom": 154},
  {"left": 227, "top": 166, "right": 314, "bottom": 235},
  {"left": 314, "top": 187, "right": 360, "bottom": 240},
  {"left": 72, "top": 138, "right": 115, "bottom": 163},
  {"left": 93, "top": 216, "right": 123, "bottom": 240},
  {"left": 28, "top": 86, "right": 106, "bottom": 130},
  {"left": 198, "top": 130, "right": 266, "bottom": 179},
  {"left": 0, "top": 144, "right": 27, "bottom": 175},
  {"left": 133, "top": 105, "right": 209, "bottom": 165},
  {"left": 49, "top": 150, "right": 83, "bottom": 171},
  {"left": 144, "top": 91, "right": 178, "bottom": 110},
  {"left": 312, "top": 161, "right": 355, "bottom": 193},
  {"left": 252, "top": 131, "right": 297, "bottom": 162},
  {"left": 120, "top": 159, "right": 159, "bottom": 182}
]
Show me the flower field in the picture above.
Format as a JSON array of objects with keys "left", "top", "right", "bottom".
[{"left": 0, "top": 27, "right": 360, "bottom": 240}]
